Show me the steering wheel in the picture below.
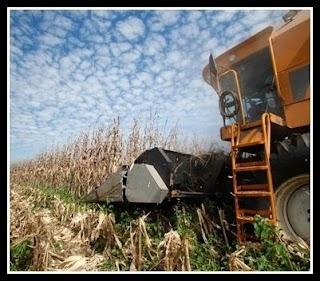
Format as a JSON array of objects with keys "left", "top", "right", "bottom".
[{"left": 219, "top": 90, "right": 240, "bottom": 118}]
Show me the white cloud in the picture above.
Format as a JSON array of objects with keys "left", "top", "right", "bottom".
[
  {"left": 91, "top": 10, "right": 113, "bottom": 19},
  {"left": 90, "top": 34, "right": 105, "bottom": 43},
  {"left": 147, "top": 11, "right": 180, "bottom": 33},
  {"left": 214, "top": 10, "right": 238, "bottom": 23},
  {"left": 144, "top": 34, "right": 167, "bottom": 56},
  {"left": 187, "top": 11, "right": 202, "bottom": 22},
  {"left": 161, "top": 70, "right": 175, "bottom": 81},
  {"left": 95, "top": 45, "right": 110, "bottom": 56},
  {"left": 37, "top": 106, "right": 59, "bottom": 121},
  {"left": 116, "top": 16, "right": 145, "bottom": 40},
  {"left": 122, "top": 50, "right": 141, "bottom": 63},
  {"left": 179, "top": 23, "right": 200, "bottom": 39},
  {"left": 67, "top": 36, "right": 84, "bottom": 47},
  {"left": 47, "top": 26, "right": 69, "bottom": 38},
  {"left": 154, "top": 10, "right": 181, "bottom": 26},
  {"left": 166, "top": 50, "right": 183, "bottom": 65},
  {"left": 225, "top": 23, "right": 245, "bottom": 38},
  {"left": 40, "top": 33, "right": 65, "bottom": 46},
  {"left": 110, "top": 42, "right": 131, "bottom": 57},
  {"left": 10, "top": 45, "right": 23, "bottom": 57},
  {"left": 54, "top": 14, "right": 75, "bottom": 31},
  {"left": 131, "top": 77, "right": 143, "bottom": 88},
  {"left": 79, "top": 60, "right": 92, "bottom": 70}
]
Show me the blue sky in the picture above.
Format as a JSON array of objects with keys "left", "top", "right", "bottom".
[{"left": 9, "top": 8, "right": 292, "bottom": 163}]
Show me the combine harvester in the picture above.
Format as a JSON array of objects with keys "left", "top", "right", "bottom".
[{"left": 85, "top": 10, "right": 310, "bottom": 244}]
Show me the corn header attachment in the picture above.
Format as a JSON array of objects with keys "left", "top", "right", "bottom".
[{"left": 84, "top": 147, "right": 229, "bottom": 204}]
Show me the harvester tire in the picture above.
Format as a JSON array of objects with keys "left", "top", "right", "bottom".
[
  {"left": 275, "top": 174, "right": 310, "bottom": 244},
  {"left": 271, "top": 133, "right": 310, "bottom": 244}
]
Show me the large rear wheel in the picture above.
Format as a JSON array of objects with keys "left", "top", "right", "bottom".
[
  {"left": 275, "top": 174, "right": 310, "bottom": 243},
  {"left": 271, "top": 133, "right": 310, "bottom": 244}
]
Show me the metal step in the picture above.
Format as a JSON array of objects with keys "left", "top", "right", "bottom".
[
  {"left": 234, "top": 164, "right": 268, "bottom": 172},
  {"left": 238, "top": 209, "right": 272, "bottom": 217},
  {"left": 236, "top": 183, "right": 269, "bottom": 191},
  {"left": 235, "top": 191, "right": 271, "bottom": 197},
  {"left": 236, "top": 215, "right": 255, "bottom": 222},
  {"left": 233, "top": 140, "right": 265, "bottom": 149},
  {"left": 237, "top": 216, "right": 276, "bottom": 223},
  {"left": 235, "top": 161, "right": 266, "bottom": 168}
]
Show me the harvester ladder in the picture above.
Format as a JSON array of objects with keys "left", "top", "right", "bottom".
[{"left": 231, "top": 113, "right": 277, "bottom": 244}]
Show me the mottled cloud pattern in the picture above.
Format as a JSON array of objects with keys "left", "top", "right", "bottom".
[{"left": 9, "top": 9, "right": 288, "bottom": 162}]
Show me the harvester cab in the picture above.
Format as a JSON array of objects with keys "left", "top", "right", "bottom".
[{"left": 203, "top": 10, "right": 310, "bottom": 132}]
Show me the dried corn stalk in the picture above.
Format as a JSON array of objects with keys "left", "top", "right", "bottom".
[{"left": 229, "top": 246, "right": 252, "bottom": 271}]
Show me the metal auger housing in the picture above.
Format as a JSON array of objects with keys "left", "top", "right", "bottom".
[{"left": 83, "top": 147, "right": 229, "bottom": 204}]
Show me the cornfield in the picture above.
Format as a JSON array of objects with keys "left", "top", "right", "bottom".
[
  {"left": 9, "top": 117, "right": 310, "bottom": 272},
  {"left": 10, "top": 117, "right": 194, "bottom": 198}
]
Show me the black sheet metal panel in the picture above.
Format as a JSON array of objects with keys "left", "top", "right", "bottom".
[
  {"left": 135, "top": 147, "right": 191, "bottom": 188},
  {"left": 135, "top": 147, "right": 228, "bottom": 193}
]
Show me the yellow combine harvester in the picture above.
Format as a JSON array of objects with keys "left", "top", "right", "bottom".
[
  {"left": 202, "top": 9, "right": 310, "bottom": 243},
  {"left": 85, "top": 10, "right": 311, "bottom": 244}
]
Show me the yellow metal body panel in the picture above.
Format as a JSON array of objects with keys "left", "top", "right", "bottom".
[
  {"left": 270, "top": 11, "right": 310, "bottom": 73},
  {"left": 220, "top": 125, "right": 232, "bottom": 141},
  {"left": 215, "top": 27, "right": 273, "bottom": 73},
  {"left": 220, "top": 113, "right": 286, "bottom": 141},
  {"left": 283, "top": 99, "right": 310, "bottom": 128},
  {"left": 275, "top": 62, "right": 310, "bottom": 104},
  {"left": 269, "top": 10, "right": 310, "bottom": 128},
  {"left": 203, "top": 27, "right": 273, "bottom": 93},
  {"left": 238, "top": 127, "right": 263, "bottom": 145}
]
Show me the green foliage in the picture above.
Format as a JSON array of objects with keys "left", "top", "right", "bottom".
[
  {"left": 253, "top": 215, "right": 277, "bottom": 243},
  {"left": 55, "top": 186, "right": 77, "bottom": 204},
  {"left": 10, "top": 239, "right": 33, "bottom": 271},
  {"left": 145, "top": 219, "right": 163, "bottom": 239},
  {"left": 31, "top": 184, "right": 117, "bottom": 213},
  {"left": 245, "top": 215, "right": 310, "bottom": 271},
  {"left": 97, "top": 252, "right": 130, "bottom": 271},
  {"left": 174, "top": 203, "right": 197, "bottom": 241},
  {"left": 190, "top": 236, "right": 225, "bottom": 271},
  {"left": 32, "top": 184, "right": 80, "bottom": 205}
]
